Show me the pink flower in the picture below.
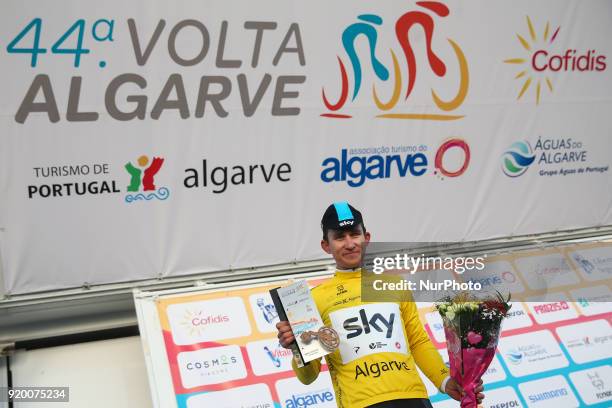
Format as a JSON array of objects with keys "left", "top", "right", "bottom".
[{"left": 467, "top": 331, "right": 483, "bottom": 345}]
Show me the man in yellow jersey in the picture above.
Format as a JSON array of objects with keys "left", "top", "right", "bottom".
[{"left": 276, "top": 202, "right": 484, "bottom": 408}]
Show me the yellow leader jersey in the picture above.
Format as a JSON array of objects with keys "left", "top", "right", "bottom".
[{"left": 292, "top": 270, "right": 449, "bottom": 408}]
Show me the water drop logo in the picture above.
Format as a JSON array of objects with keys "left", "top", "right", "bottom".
[
  {"left": 124, "top": 155, "right": 170, "bottom": 203},
  {"left": 506, "top": 349, "right": 523, "bottom": 365},
  {"left": 501, "top": 141, "right": 536, "bottom": 177}
]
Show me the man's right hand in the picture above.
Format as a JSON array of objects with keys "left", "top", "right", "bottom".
[{"left": 276, "top": 321, "right": 295, "bottom": 349}]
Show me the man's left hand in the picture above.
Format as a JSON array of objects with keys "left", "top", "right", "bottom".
[{"left": 445, "top": 378, "right": 484, "bottom": 405}]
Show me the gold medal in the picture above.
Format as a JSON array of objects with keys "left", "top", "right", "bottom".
[
  {"left": 298, "top": 327, "right": 339, "bottom": 351},
  {"left": 317, "top": 326, "right": 340, "bottom": 351}
]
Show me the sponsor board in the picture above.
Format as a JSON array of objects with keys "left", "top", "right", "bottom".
[
  {"left": 329, "top": 303, "right": 408, "bottom": 364},
  {"left": 186, "top": 383, "right": 274, "bottom": 408},
  {"left": 568, "top": 365, "right": 612, "bottom": 405},
  {"left": 556, "top": 319, "right": 612, "bottom": 364},
  {"left": 177, "top": 345, "right": 247, "bottom": 388},
  {"left": 568, "top": 247, "right": 612, "bottom": 282},
  {"left": 482, "top": 386, "right": 523, "bottom": 408},
  {"left": 524, "top": 294, "right": 578, "bottom": 325},
  {"left": 569, "top": 285, "right": 612, "bottom": 316},
  {"left": 501, "top": 302, "right": 533, "bottom": 332},
  {"left": 167, "top": 297, "right": 251, "bottom": 345},
  {"left": 246, "top": 338, "right": 294, "bottom": 376},
  {"left": 513, "top": 254, "right": 579, "bottom": 291},
  {"left": 517, "top": 375, "right": 578, "bottom": 408},
  {"left": 275, "top": 372, "right": 336, "bottom": 408},
  {"left": 248, "top": 292, "right": 280, "bottom": 333},
  {"left": 498, "top": 330, "right": 568, "bottom": 377}
]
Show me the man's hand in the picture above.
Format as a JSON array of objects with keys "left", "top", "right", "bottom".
[
  {"left": 445, "top": 378, "right": 484, "bottom": 405},
  {"left": 276, "top": 321, "right": 295, "bottom": 349}
]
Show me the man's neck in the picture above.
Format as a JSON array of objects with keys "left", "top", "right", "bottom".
[{"left": 335, "top": 265, "right": 362, "bottom": 272}]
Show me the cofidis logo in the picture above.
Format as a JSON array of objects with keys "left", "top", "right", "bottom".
[
  {"left": 322, "top": 2, "right": 468, "bottom": 120},
  {"left": 321, "top": 138, "right": 470, "bottom": 187},
  {"left": 504, "top": 16, "right": 607, "bottom": 104},
  {"left": 124, "top": 155, "right": 170, "bottom": 203},
  {"left": 179, "top": 310, "right": 229, "bottom": 337},
  {"left": 167, "top": 297, "right": 251, "bottom": 345}
]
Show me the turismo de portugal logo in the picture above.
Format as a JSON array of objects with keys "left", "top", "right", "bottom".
[{"left": 124, "top": 155, "right": 170, "bottom": 203}]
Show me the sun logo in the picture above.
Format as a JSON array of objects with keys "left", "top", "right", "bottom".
[
  {"left": 504, "top": 16, "right": 560, "bottom": 105},
  {"left": 180, "top": 310, "right": 205, "bottom": 337}
]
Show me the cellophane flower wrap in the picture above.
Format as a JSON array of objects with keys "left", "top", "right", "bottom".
[{"left": 436, "top": 292, "right": 511, "bottom": 408}]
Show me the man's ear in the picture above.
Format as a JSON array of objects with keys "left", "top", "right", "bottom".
[
  {"left": 364, "top": 231, "right": 371, "bottom": 244},
  {"left": 321, "top": 239, "right": 331, "bottom": 254}
]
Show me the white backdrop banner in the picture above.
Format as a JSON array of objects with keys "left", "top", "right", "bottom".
[{"left": 1, "top": 0, "right": 612, "bottom": 294}]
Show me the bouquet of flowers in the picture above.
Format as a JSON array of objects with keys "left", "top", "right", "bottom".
[{"left": 436, "top": 292, "right": 511, "bottom": 408}]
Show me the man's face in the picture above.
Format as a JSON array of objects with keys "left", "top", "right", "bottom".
[{"left": 321, "top": 225, "right": 371, "bottom": 269}]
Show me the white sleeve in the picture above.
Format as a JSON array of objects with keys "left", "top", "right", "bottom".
[{"left": 439, "top": 375, "right": 451, "bottom": 394}]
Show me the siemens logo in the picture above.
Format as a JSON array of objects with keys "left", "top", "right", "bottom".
[
  {"left": 284, "top": 391, "right": 334, "bottom": 408},
  {"left": 528, "top": 388, "right": 568, "bottom": 402}
]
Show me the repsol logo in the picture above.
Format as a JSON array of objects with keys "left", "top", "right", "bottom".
[
  {"left": 490, "top": 401, "right": 520, "bottom": 408},
  {"left": 354, "top": 360, "right": 409, "bottom": 379},
  {"left": 506, "top": 310, "right": 525, "bottom": 318},
  {"left": 343, "top": 309, "right": 395, "bottom": 339}
]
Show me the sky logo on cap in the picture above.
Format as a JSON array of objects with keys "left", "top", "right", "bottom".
[{"left": 334, "top": 201, "right": 354, "bottom": 222}]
